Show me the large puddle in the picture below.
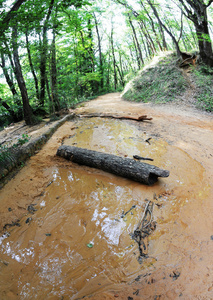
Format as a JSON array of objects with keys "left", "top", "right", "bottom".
[{"left": 0, "top": 117, "right": 210, "bottom": 299}]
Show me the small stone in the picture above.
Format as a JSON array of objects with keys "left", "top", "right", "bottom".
[
  {"left": 25, "top": 217, "right": 32, "bottom": 224},
  {"left": 210, "top": 235, "right": 213, "bottom": 240}
]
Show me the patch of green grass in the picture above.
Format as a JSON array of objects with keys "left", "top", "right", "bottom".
[
  {"left": 192, "top": 65, "right": 213, "bottom": 112},
  {"left": 0, "top": 145, "right": 12, "bottom": 163},
  {"left": 122, "top": 52, "right": 187, "bottom": 104},
  {"left": 17, "top": 134, "right": 30, "bottom": 145},
  {"left": 0, "top": 134, "right": 31, "bottom": 165}
]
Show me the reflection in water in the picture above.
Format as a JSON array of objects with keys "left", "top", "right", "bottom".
[{"left": 0, "top": 168, "right": 142, "bottom": 299}]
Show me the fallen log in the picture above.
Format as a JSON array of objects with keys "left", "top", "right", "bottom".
[
  {"left": 56, "top": 145, "right": 170, "bottom": 185},
  {"left": 79, "top": 113, "right": 152, "bottom": 121}
]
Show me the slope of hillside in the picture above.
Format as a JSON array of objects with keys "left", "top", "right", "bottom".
[{"left": 122, "top": 51, "right": 213, "bottom": 112}]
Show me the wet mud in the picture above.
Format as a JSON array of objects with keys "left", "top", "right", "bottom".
[{"left": 0, "top": 93, "right": 213, "bottom": 299}]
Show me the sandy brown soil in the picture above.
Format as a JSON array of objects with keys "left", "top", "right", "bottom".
[
  {"left": 0, "top": 93, "right": 213, "bottom": 299},
  {"left": 77, "top": 93, "right": 213, "bottom": 299}
]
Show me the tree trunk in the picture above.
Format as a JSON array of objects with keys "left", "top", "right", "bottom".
[
  {"left": 138, "top": 22, "right": 154, "bottom": 56},
  {"left": 39, "top": 0, "right": 55, "bottom": 105},
  {"left": 186, "top": 19, "right": 197, "bottom": 48},
  {"left": 0, "top": 98, "right": 19, "bottom": 122},
  {"left": 146, "top": 0, "right": 181, "bottom": 56},
  {"left": 25, "top": 29, "right": 39, "bottom": 100},
  {"left": 110, "top": 27, "right": 117, "bottom": 90},
  {"left": 94, "top": 12, "right": 104, "bottom": 89},
  {"left": 87, "top": 18, "right": 95, "bottom": 72},
  {"left": 139, "top": 0, "right": 163, "bottom": 51},
  {"left": 138, "top": 32, "right": 149, "bottom": 59},
  {"left": 56, "top": 145, "right": 170, "bottom": 185},
  {"left": 132, "top": 35, "right": 141, "bottom": 69},
  {"left": 128, "top": 15, "right": 144, "bottom": 67},
  {"left": 195, "top": 22, "right": 213, "bottom": 65},
  {"left": 12, "top": 26, "right": 34, "bottom": 125},
  {"left": 158, "top": 22, "right": 168, "bottom": 50},
  {"left": 50, "top": 20, "right": 60, "bottom": 111},
  {"left": 0, "top": 0, "right": 27, "bottom": 35},
  {"left": 39, "top": 39, "right": 46, "bottom": 105},
  {"left": 118, "top": 50, "right": 125, "bottom": 86},
  {"left": 177, "top": 0, "right": 213, "bottom": 66},
  {"left": 116, "top": 63, "right": 125, "bottom": 87},
  {"left": 1, "top": 51, "right": 18, "bottom": 97},
  {"left": 0, "top": 51, "right": 22, "bottom": 122}
]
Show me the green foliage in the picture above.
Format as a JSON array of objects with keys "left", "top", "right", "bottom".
[
  {"left": 0, "top": 145, "right": 11, "bottom": 164},
  {"left": 0, "top": 84, "right": 22, "bottom": 128},
  {"left": 192, "top": 65, "right": 213, "bottom": 112},
  {"left": 78, "top": 72, "right": 101, "bottom": 96},
  {"left": 122, "top": 53, "right": 187, "bottom": 103},
  {"left": 17, "top": 134, "right": 30, "bottom": 146},
  {"left": 0, "top": 134, "right": 30, "bottom": 167},
  {"left": 1, "top": 0, "right": 213, "bottom": 129}
]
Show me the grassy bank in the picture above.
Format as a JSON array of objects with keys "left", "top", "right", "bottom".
[{"left": 122, "top": 52, "right": 213, "bottom": 112}]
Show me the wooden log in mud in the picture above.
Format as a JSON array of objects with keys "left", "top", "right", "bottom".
[{"left": 56, "top": 145, "right": 170, "bottom": 185}]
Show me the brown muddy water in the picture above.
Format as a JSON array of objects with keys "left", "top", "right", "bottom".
[{"left": 0, "top": 94, "right": 213, "bottom": 299}]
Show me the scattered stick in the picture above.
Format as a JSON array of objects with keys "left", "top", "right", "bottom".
[
  {"left": 131, "top": 200, "right": 156, "bottom": 263},
  {"left": 145, "top": 137, "right": 152, "bottom": 144},
  {"left": 3, "top": 220, "right": 21, "bottom": 230},
  {"left": 121, "top": 205, "right": 136, "bottom": 218},
  {"left": 133, "top": 155, "right": 154, "bottom": 162},
  {"left": 79, "top": 113, "right": 152, "bottom": 122}
]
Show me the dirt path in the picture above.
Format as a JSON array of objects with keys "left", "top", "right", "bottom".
[
  {"left": 0, "top": 93, "right": 213, "bottom": 299},
  {"left": 76, "top": 93, "right": 213, "bottom": 298}
]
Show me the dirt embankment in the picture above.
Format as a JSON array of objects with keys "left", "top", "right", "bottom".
[{"left": 0, "top": 93, "right": 212, "bottom": 299}]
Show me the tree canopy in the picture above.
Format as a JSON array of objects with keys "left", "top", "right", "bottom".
[{"left": 0, "top": 0, "right": 213, "bottom": 125}]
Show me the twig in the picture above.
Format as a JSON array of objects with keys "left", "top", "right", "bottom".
[
  {"left": 133, "top": 155, "right": 154, "bottom": 161},
  {"left": 145, "top": 137, "right": 152, "bottom": 144},
  {"left": 132, "top": 200, "right": 156, "bottom": 262},
  {"left": 121, "top": 204, "right": 136, "bottom": 218},
  {"left": 78, "top": 113, "right": 152, "bottom": 122}
]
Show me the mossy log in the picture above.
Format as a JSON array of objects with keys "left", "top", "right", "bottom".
[{"left": 56, "top": 145, "right": 170, "bottom": 185}]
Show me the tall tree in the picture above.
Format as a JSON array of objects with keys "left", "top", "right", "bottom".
[
  {"left": 0, "top": 50, "right": 18, "bottom": 98},
  {"left": 25, "top": 29, "right": 40, "bottom": 100},
  {"left": 146, "top": 0, "right": 182, "bottom": 56},
  {"left": 176, "top": 0, "right": 213, "bottom": 65},
  {"left": 50, "top": 10, "right": 60, "bottom": 112},
  {"left": 0, "top": 0, "right": 27, "bottom": 35},
  {"left": 110, "top": 25, "right": 118, "bottom": 90},
  {"left": 128, "top": 14, "right": 144, "bottom": 68},
  {"left": 12, "top": 26, "right": 34, "bottom": 125},
  {"left": 93, "top": 12, "right": 104, "bottom": 89},
  {"left": 39, "top": 0, "right": 55, "bottom": 105}
]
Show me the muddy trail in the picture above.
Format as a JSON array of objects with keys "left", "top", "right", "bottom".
[{"left": 0, "top": 93, "right": 213, "bottom": 299}]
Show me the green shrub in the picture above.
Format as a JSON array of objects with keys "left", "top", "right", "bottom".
[{"left": 192, "top": 65, "right": 213, "bottom": 112}]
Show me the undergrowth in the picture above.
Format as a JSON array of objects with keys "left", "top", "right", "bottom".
[
  {"left": 192, "top": 65, "right": 213, "bottom": 112},
  {"left": 122, "top": 52, "right": 187, "bottom": 103},
  {"left": 0, "top": 134, "right": 30, "bottom": 165}
]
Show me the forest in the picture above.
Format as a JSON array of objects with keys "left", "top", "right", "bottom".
[{"left": 0, "top": 0, "right": 213, "bottom": 127}]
